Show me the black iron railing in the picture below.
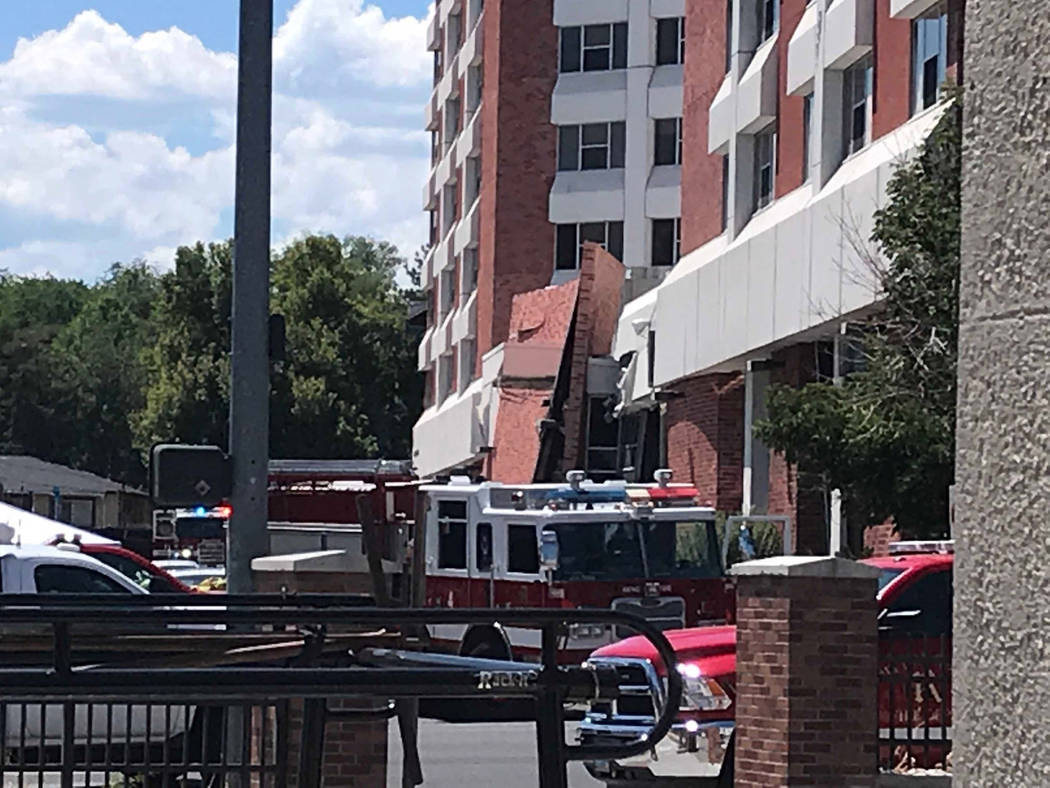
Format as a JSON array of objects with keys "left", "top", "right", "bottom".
[{"left": 0, "top": 594, "right": 681, "bottom": 788}]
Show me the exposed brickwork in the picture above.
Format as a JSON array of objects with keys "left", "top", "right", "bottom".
[
  {"left": 664, "top": 372, "right": 744, "bottom": 511},
  {"left": 776, "top": 0, "right": 809, "bottom": 198},
  {"left": 735, "top": 573, "right": 879, "bottom": 787},
  {"left": 872, "top": 0, "right": 912, "bottom": 141},
  {"left": 476, "top": 0, "right": 557, "bottom": 373},
  {"left": 489, "top": 386, "right": 550, "bottom": 482},
  {"left": 560, "top": 244, "right": 626, "bottom": 472},
  {"left": 863, "top": 520, "right": 900, "bottom": 557},
  {"left": 681, "top": 0, "right": 729, "bottom": 254}
]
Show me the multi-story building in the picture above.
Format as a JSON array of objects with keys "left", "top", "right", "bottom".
[
  {"left": 414, "top": 0, "right": 689, "bottom": 478},
  {"left": 615, "top": 0, "right": 964, "bottom": 551}
]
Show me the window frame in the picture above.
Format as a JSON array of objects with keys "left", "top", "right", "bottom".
[
  {"left": 753, "top": 128, "right": 776, "bottom": 212},
  {"left": 759, "top": 0, "right": 779, "bottom": 44},
  {"left": 912, "top": 5, "right": 948, "bottom": 114},
  {"left": 843, "top": 56, "right": 874, "bottom": 159},
  {"left": 656, "top": 17, "right": 685, "bottom": 66},
  {"left": 654, "top": 117, "right": 683, "bottom": 167},
  {"left": 506, "top": 523, "right": 541, "bottom": 575},
  {"left": 558, "top": 122, "right": 626, "bottom": 172},
  {"left": 34, "top": 563, "right": 135, "bottom": 594},
  {"left": 559, "top": 23, "right": 628, "bottom": 73},
  {"left": 555, "top": 221, "right": 625, "bottom": 270},
  {"left": 436, "top": 499, "right": 469, "bottom": 571},
  {"left": 802, "top": 92, "right": 813, "bottom": 182},
  {"left": 651, "top": 218, "right": 682, "bottom": 267}
]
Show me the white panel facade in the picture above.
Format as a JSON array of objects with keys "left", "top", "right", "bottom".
[
  {"left": 736, "top": 38, "right": 779, "bottom": 134},
  {"left": 786, "top": 3, "right": 819, "bottom": 96},
  {"left": 645, "top": 166, "right": 681, "bottom": 217},
  {"left": 708, "top": 75, "right": 733, "bottom": 154},
  {"left": 554, "top": 0, "right": 630, "bottom": 27},
  {"left": 551, "top": 73, "right": 629, "bottom": 124},
  {"left": 549, "top": 171, "right": 627, "bottom": 223},
  {"left": 889, "top": 0, "right": 942, "bottom": 19},
  {"left": 823, "top": 0, "right": 875, "bottom": 70}
]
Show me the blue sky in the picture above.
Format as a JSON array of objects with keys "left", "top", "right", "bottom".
[{"left": 0, "top": 0, "right": 432, "bottom": 280}]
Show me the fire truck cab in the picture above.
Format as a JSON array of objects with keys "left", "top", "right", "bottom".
[{"left": 421, "top": 470, "right": 748, "bottom": 662}]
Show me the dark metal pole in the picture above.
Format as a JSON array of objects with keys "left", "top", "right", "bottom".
[
  {"left": 536, "top": 624, "right": 568, "bottom": 788},
  {"left": 228, "top": 0, "right": 273, "bottom": 594}
]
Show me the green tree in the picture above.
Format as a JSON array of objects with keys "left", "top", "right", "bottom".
[
  {"left": 754, "top": 98, "right": 961, "bottom": 545},
  {"left": 134, "top": 241, "right": 233, "bottom": 449},
  {"left": 51, "top": 263, "right": 160, "bottom": 484}
]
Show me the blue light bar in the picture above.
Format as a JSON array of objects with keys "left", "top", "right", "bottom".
[{"left": 543, "top": 487, "right": 628, "bottom": 504}]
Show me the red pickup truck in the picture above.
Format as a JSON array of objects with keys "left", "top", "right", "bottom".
[{"left": 579, "top": 542, "right": 954, "bottom": 787}]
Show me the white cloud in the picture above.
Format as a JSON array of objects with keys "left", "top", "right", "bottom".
[{"left": 0, "top": 1, "right": 432, "bottom": 279}]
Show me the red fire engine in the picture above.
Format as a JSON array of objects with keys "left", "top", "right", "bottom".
[{"left": 419, "top": 470, "right": 787, "bottom": 662}]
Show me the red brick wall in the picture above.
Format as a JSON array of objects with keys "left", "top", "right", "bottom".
[
  {"left": 767, "top": 344, "right": 827, "bottom": 555},
  {"left": 735, "top": 573, "right": 878, "bottom": 786},
  {"left": 872, "top": 0, "right": 912, "bottom": 140},
  {"left": 476, "top": 0, "right": 558, "bottom": 372},
  {"left": 665, "top": 372, "right": 744, "bottom": 511},
  {"left": 775, "top": 0, "right": 809, "bottom": 198},
  {"left": 560, "top": 244, "right": 625, "bottom": 470},
  {"left": 681, "top": 0, "right": 729, "bottom": 254}
]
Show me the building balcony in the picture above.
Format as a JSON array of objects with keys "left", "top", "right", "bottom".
[
  {"left": 553, "top": 0, "right": 629, "bottom": 27},
  {"left": 430, "top": 310, "right": 455, "bottom": 361},
  {"left": 648, "top": 65, "right": 683, "bottom": 120},
  {"left": 645, "top": 165, "right": 681, "bottom": 219},
  {"left": 452, "top": 290, "right": 478, "bottom": 345},
  {"left": 736, "top": 35, "right": 778, "bottom": 134},
  {"left": 889, "top": 0, "right": 941, "bottom": 19},
  {"left": 454, "top": 196, "right": 480, "bottom": 256},
  {"left": 417, "top": 326, "right": 435, "bottom": 371},
  {"left": 437, "top": 50, "right": 460, "bottom": 106},
  {"left": 457, "top": 14, "right": 484, "bottom": 78},
  {"left": 424, "top": 92, "right": 438, "bottom": 131},
  {"left": 786, "top": 1, "right": 819, "bottom": 96},
  {"left": 824, "top": 0, "right": 875, "bottom": 70},
  {"left": 548, "top": 169, "right": 626, "bottom": 224},
  {"left": 435, "top": 142, "right": 455, "bottom": 193},
  {"left": 412, "top": 386, "right": 485, "bottom": 477},
  {"left": 456, "top": 106, "right": 482, "bottom": 166},
  {"left": 426, "top": 11, "right": 441, "bottom": 51},
  {"left": 438, "top": 0, "right": 461, "bottom": 26},
  {"left": 708, "top": 73, "right": 732, "bottom": 154},
  {"left": 551, "top": 71, "right": 628, "bottom": 125}
]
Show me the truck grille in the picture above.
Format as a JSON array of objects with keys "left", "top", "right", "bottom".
[
  {"left": 611, "top": 596, "right": 686, "bottom": 639},
  {"left": 612, "top": 660, "right": 656, "bottom": 718}
]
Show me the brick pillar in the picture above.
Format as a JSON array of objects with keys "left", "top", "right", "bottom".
[
  {"left": 252, "top": 552, "right": 389, "bottom": 787},
  {"left": 731, "top": 557, "right": 880, "bottom": 787}
]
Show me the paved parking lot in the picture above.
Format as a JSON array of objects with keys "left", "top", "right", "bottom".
[{"left": 387, "top": 719, "right": 602, "bottom": 788}]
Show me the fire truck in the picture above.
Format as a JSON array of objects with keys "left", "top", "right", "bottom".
[{"left": 419, "top": 470, "right": 790, "bottom": 663}]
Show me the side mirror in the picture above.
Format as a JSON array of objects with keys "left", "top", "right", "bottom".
[{"left": 539, "top": 531, "right": 560, "bottom": 572}]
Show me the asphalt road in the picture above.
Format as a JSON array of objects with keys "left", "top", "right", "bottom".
[{"left": 387, "top": 719, "right": 603, "bottom": 788}]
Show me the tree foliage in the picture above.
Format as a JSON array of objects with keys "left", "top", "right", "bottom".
[
  {"left": 754, "top": 98, "right": 961, "bottom": 543},
  {"left": 0, "top": 233, "right": 422, "bottom": 486}
]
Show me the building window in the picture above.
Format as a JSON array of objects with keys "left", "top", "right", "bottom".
[
  {"left": 656, "top": 17, "right": 685, "bottom": 66},
  {"left": 433, "top": 49, "right": 443, "bottom": 83},
  {"left": 843, "top": 56, "right": 873, "bottom": 158},
  {"left": 654, "top": 118, "right": 683, "bottom": 166},
  {"left": 651, "top": 218, "right": 681, "bottom": 266},
  {"left": 459, "top": 338, "right": 476, "bottom": 389},
  {"left": 802, "top": 92, "right": 813, "bottom": 182},
  {"left": 725, "top": 0, "right": 733, "bottom": 73},
  {"left": 439, "top": 267, "right": 455, "bottom": 319},
  {"left": 462, "top": 248, "right": 478, "bottom": 294},
  {"left": 448, "top": 13, "right": 463, "bottom": 55},
  {"left": 754, "top": 129, "right": 776, "bottom": 211},
  {"left": 437, "top": 500, "right": 468, "bottom": 569},
  {"left": 439, "top": 353, "right": 455, "bottom": 401},
  {"left": 445, "top": 97, "right": 461, "bottom": 142},
  {"left": 560, "top": 23, "right": 628, "bottom": 73},
  {"left": 759, "top": 0, "right": 779, "bottom": 43},
  {"left": 442, "top": 184, "right": 458, "bottom": 235},
  {"left": 558, "top": 122, "right": 626, "bottom": 171},
  {"left": 913, "top": 7, "right": 947, "bottom": 113},
  {"left": 555, "top": 222, "right": 624, "bottom": 270},
  {"left": 721, "top": 154, "right": 729, "bottom": 231}
]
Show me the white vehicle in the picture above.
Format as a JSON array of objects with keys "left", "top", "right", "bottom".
[{"left": 0, "top": 543, "right": 189, "bottom": 748}]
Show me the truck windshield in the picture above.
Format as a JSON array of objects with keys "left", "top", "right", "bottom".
[{"left": 544, "top": 520, "right": 721, "bottom": 581}]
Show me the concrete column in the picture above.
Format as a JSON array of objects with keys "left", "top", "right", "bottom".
[
  {"left": 742, "top": 360, "right": 771, "bottom": 515},
  {"left": 955, "top": 0, "right": 1050, "bottom": 782},
  {"left": 731, "top": 556, "right": 879, "bottom": 786}
]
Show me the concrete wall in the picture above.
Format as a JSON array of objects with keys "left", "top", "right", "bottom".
[{"left": 954, "top": 0, "right": 1050, "bottom": 783}]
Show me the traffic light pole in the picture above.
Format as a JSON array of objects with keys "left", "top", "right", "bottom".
[{"left": 227, "top": 0, "right": 273, "bottom": 594}]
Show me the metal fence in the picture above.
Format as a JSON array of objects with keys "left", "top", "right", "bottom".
[
  {"left": 0, "top": 594, "right": 681, "bottom": 788},
  {"left": 877, "top": 633, "right": 952, "bottom": 772}
]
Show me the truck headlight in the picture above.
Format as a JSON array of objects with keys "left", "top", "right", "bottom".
[{"left": 676, "top": 663, "right": 732, "bottom": 711}]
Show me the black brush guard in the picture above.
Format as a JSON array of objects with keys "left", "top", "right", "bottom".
[{"left": 0, "top": 594, "right": 681, "bottom": 788}]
